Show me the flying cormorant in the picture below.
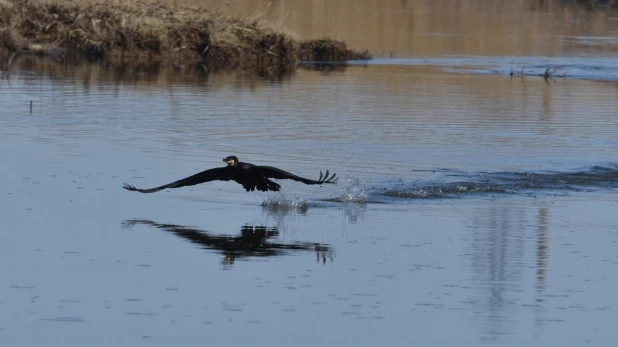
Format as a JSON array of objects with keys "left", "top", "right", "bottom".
[{"left": 122, "top": 156, "right": 338, "bottom": 193}]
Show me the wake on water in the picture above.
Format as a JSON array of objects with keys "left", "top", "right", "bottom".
[
  {"left": 260, "top": 165, "right": 617, "bottom": 205},
  {"left": 377, "top": 165, "right": 618, "bottom": 201}
]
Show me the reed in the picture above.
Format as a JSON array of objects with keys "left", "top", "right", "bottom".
[{"left": 0, "top": 0, "right": 370, "bottom": 72}]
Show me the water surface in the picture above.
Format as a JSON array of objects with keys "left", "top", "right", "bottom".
[{"left": 2, "top": 1, "right": 618, "bottom": 346}]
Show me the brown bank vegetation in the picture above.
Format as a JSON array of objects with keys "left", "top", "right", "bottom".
[{"left": 0, "top": 0, "right": 371, "bottom": 73}]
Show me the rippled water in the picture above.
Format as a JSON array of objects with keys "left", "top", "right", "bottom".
[
  {"left": 2, "top": 1, "right": 618, "bottom": 346},
  {"left": 2, "top": 58, "right": 617, "bottom": 346}
]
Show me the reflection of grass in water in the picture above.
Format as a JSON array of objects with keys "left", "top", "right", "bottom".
[
  {"left": 299, "top": 39, "right": 371, "bottom": 61},
  {"left": 0, "top": 0, "right": 370, "bottom": 72}
]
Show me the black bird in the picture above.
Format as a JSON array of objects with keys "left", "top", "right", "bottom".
[{"left": 123, "top": 155, "right": 338, "bottom": 193}]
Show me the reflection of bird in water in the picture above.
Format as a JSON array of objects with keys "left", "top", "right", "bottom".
[
  {"left": 122, "top": 219, "right": 334, "bottom": 266},
  {"left": 123, "top": 155, "right": 338, "bottom": 193}
]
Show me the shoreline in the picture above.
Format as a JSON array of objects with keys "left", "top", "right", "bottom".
[{"left": 0, "top": 0, "right": 371, "bottom": 73}]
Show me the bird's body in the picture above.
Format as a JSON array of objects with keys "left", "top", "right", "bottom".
[
  {"left": 123, "top": 156, "right": 338, "bottom": 193},
  {"left": 224, "top": 161, "right": 283, "bottom": 192}
]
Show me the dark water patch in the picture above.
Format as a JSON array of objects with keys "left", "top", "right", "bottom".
[
  {"left": 125, "top": 312, "right": 157, "bottom": 316},
  {"left": 42, "top": 317, "right": 85, "bottom": 323},
  {"left": 372, "top": 165, "right": 618, "bottom": 202},
  {"left": 351, "top": 293, "right": 378, "bottom": 297},
  {"left": 222, "top": 305, "right": 243, "bottom": 312},
  {"left": 122, "top": 219, "right": 334, "bottom": 266}
]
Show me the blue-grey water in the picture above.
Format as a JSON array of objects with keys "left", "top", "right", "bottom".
[
  {"left": 2, "top": 57, "right": 617, "bottom": 347},
  {"left": 2, "top": 2, "right": 618, "bottom": 345},
  {"left": 350, "top": 56, "right": 618, "bottom": 81}
]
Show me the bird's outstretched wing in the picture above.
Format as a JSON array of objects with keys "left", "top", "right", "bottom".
[
  {"left": 258, "top": 166, "right": 338, "bottom": 185},
  {"left": 123, "top": 167, "right": 232, "bottom": 193}
]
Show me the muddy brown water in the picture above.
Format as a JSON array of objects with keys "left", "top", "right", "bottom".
[{"left": 2, "top": 1, "right": 618, "bottom": 347}]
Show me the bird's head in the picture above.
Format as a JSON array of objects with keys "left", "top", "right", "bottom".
[{"left": 223, "top": 156, "right": 238, "bottom": 167}]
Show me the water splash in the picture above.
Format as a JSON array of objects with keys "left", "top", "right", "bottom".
[
  {"left": 261, "top": 194, "right": 309, "bottom": 213},
  {"left": 331, "top": 177, "right": 368, "bottom": 203}
]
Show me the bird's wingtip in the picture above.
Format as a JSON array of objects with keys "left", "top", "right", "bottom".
[
  {"left": 123, "top": 182, "right": 137, "bottom": 191},
  {"left": 317, "top": 170, "right": 338, "bottom": 184}
]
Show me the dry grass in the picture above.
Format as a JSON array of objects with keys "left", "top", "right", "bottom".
[{"left": 0, "top": 0, "right": 371, "bottom": 72}]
